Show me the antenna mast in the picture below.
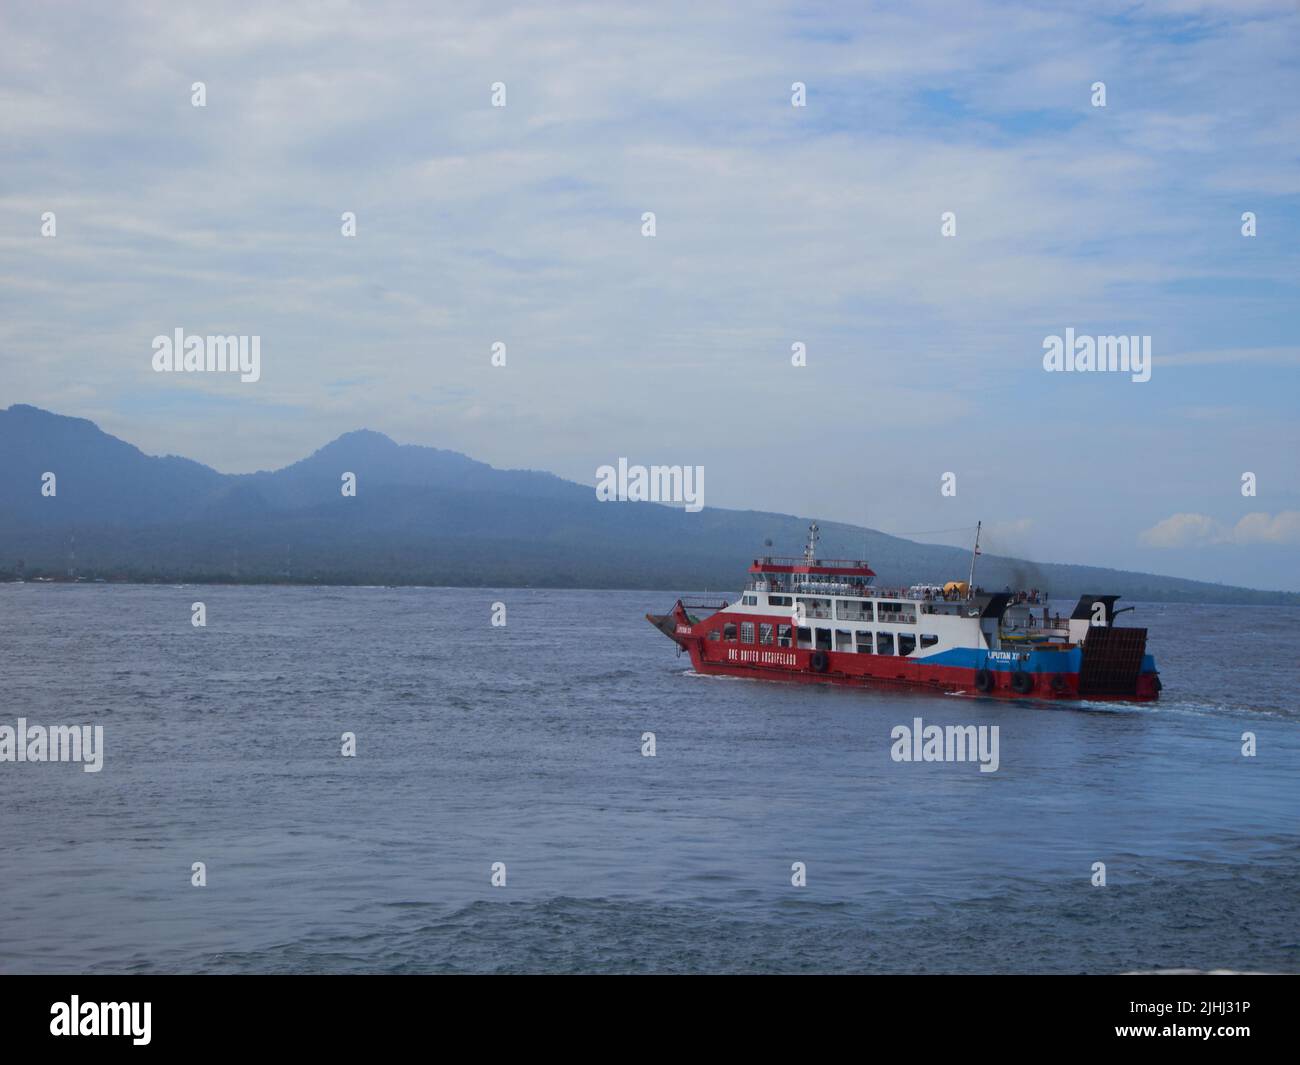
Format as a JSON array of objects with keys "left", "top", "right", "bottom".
[
  {"left": 966, "top": 521, "right": 981, "bottom": 599},
  {"left": 804, "top": 521, "right": 820, "bottom": 563}
]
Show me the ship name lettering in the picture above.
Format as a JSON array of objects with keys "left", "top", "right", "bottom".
[{"left": 727, "top": 648, "right": 796, "bottom": 666}]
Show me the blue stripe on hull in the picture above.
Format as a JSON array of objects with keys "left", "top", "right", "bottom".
[{"left": 915, "top": 647, "right": 1158, "bottom": 675}]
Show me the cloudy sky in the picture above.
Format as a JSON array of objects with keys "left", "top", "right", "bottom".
[{"left": 2, "top": 0, "right": 1297, "bottom": 588}]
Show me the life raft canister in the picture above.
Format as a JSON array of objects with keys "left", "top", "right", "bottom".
[
  {"left": 1011, "top": 670, "right": 1033, "bottom": 694},
  {"left": 809, "top": 650, "right": 829, "bottom": 673},
  {"left": 974, "top": 668, "right": 993, "bottom": 692}
]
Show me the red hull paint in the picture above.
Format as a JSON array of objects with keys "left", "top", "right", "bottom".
[{"left": 684, "top": 645, "right": 1158, "bottom": 701}]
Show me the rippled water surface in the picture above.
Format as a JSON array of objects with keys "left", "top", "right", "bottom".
[{"left": 1, "top": 586, "right": 1296, "bottom": 973}]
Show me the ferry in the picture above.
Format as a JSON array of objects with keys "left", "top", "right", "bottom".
[{"left": 647, "top": 523, "right": 1160, "bottom": 701}]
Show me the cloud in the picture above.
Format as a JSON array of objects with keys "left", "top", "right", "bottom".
[
  {"left": 1158, "top": 347, "right": 1300, "bottom": 368},
  {"left": 1139, "top": 513, "right": 1224, "bottom": 547},
  {"left": 1140, "top": 511, "right": 1300, "bottom": 547},
  {"left": 1233, "top": 511, "right": 1300, "bottom": 545}
]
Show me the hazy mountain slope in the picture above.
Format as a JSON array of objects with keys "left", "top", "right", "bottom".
[
  {"left": 1, "top": 404, "right": 1293, "bottom": 603},
  {"left": 0, "top": 404, "right": 227, "bottom": 524}
]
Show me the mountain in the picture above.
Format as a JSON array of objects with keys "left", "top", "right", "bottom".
[{"left": 0, "top": 404, "right": 1294, "bottom": 603}]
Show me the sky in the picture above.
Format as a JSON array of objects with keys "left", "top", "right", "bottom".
[{"left": 2, "top": 0, "right": 1298, "bottom": 589}]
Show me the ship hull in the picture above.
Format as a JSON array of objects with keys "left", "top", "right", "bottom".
[
  {"left": 648, "top": 605, "right": 1160, "bottom": 703},
  {"left": 681, "top": 644, "right": 1159, "bottom": 701}
]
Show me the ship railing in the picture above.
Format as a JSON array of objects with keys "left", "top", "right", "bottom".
[
  {"left": 751, "top": 579, "right": 872, "bottom": 596},
  {"left": 753, "top": 581, "right": 957, "bottom": 601},
  {"left": 754, "top": 556, "right": 871, "bottom": 569},
  {"left": 680, "top": 599, "right": 729, "bottom": 613},
  {"left": 795, "top": 583, "right": 866, "bottom": 596}
]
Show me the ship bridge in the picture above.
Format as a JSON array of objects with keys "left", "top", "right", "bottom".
[
  {"left": 747, "top": 556, "right": 876, "bottom": 597},
  {"left": 748, "top": 523, "right": 876, "bottom": 597}
]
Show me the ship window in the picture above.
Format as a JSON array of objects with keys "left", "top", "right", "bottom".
[
  {"left": 778, "top": 624, "right": 793, "bottom": 647},
  {"left": 898, "top": 634, "right": 916, "bottom": 656},
  {"left": 835, "top": 629, "right": 853, "bottom": 651},
  {"left": 740, "top": 622, "right": 755, "bottom": 643},
  {"left": 815, "top": 628, "right": 832, "bottom": 651},
  {"left": 742, "top": 595, "right": 757, "bottom": 606},
  {"left": 723, "top": 622, "right": 737, "bottom": 641},
  {"left": 876, "top": 632, "right": 895, "bottom": 656},
  {"left": 708, "top": 629, "right": 720, "bottom": 642},
  {"left": 879, "top": 602, "right": 916, "bottom": 624},
  {"left": 769, "top": 595, "right": 791, "bottom": 607},
  {"left": 797, "top": 596, "right": 832, "bottom": 619},
  {"left": 856, "top": 631, "right": 873, "bottom": 653},
  {"left": 920, "top": 634, "right": 939, "bottom": 649},
  {"left": 760, "top": 623, "right": 774, "bottom": 645},
  {"left": 796, "top": 626, "right": 812, "bottom": 649},
  {"left": 837, "top": 599, "right": 872, "bottom": 621}
]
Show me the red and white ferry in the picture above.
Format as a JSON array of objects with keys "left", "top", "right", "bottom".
[{"left": 647, "top": 523, "right": 1160, "bottom": 701}]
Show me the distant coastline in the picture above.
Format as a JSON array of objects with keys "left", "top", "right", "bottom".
[
  {"left": 3, "top": 404, "right": 1297, "bottom": 607},
  {"left": 4, "top": 573, "right": 1297, "bottom": 606}
]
